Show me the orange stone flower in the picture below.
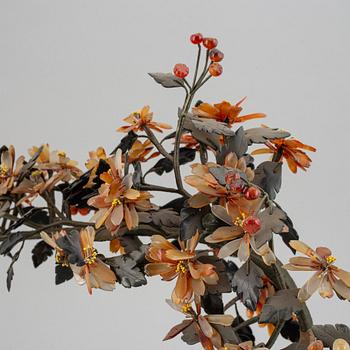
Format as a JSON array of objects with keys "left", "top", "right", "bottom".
[
  {"left": 164, "top": 299, "right": 234, "bottom": 350},
  {"left": 205, "top": 205, "right": 276, "bottom": 266},
  {"left": 184, "top": 153, "right": 254, "bottom": 216},
  {"left": 283, "top": 241, "right": 350, "bottom": 301},
  {"left": 127, "top": 139, "right": 158, "bottom": 163},
  {"left": 145, "top": 233, "right": 219, "bottom": 304},
  {"left": 0, "top": 145, "right": 24, "bottom": 195},
  {"left": 87, "top": 149, "right": 153, "bottom": 234},
  {"left": 41, "top": 227, "right": 116, "bottom": 294},
  {"left": 192, "top": 98, "right": 265, "bottom": 127},
  {"left": 252, "top": 137, "right": 316, "bottom": 173},
  {"left": 116, "top": 105, "right": 172, "bottom": 133},
  {"left": 85, "top": 146, "right": 108, "bottom": 188}
]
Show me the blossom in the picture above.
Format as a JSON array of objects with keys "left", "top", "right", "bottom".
[
  {"left": 205, "top": 205, "right": 275, "bottom": 265},
  {"left": 84, "top": 146, "right": 108, "bottom": 188},
  {"left": 252, "top": 137, "right": 316, "bottom": 173},
  {"left": 116, "top": 105, "right": 172, "bottom": 133},
  {"left": 192, "top": 98, "right": 265, "bottom": 127},
  {"left": 41, "top": 227, "right": 116, "bottom": 294},
  {"left": 283, "top": 240, "right": 350, "bottom": 301},
  {"left": 185, "top": 153, "right": 254, "bottom": 216},
  {"left": 127, "top": 139, "right": 158, "bottom": 163},
  {"left": 29, "top": 144, "right": 82, "bottom": 181},
  {"left": 87, "top": 149, "right": 153, "bottom": 234},
  {"left": 145, "top": 232, "right": 219, "bottom": 304},
  {"left": 164, "top": 299, "right": 234, "bottom": 350},
  {"left": 0, "top": 145, "right": 24, "bottom": 195}
]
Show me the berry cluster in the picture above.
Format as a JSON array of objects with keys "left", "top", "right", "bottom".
[{"left": 173, "top": 33, "right": 224, "bottom": 80}]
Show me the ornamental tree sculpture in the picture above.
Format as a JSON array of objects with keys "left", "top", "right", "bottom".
[{"left": 1, "top": 33, "right": 350, "bottom": 350}]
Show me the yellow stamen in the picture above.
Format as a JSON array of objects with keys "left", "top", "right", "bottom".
[
  {"left": 83, "top": 245, "right": 98, "bottom": 265},
  {"left": 234, "top": 213, "right": 246, "bottom": 227},
  {"left": 0, "top": 164, "right": 8, "bottom": 175},
  {"left": 181, "top": 303, "right": 191, "bottom": 314},
  {"left": 112, "top": 198, "right": 121, "bottom": 207},
  {"left": 176, "top": 261, "right": 187, "bottom": 273},
  {"left": 57, "top": 150, "right": 66, "bottom": 157},
  {"left": 31, "top": 170, "right": 42, "bottom": 177},
  {"left": 326, "top": 255, "right": 336, "bottom": 264}
]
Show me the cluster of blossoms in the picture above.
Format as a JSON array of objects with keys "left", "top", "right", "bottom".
[{"left": 1, "top": 33, "right": 350, "bottom": 350}]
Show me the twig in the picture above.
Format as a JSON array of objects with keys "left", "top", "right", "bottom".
[
  {"left": 224, "top": 295, "right": 240, "bottom": 311},
  {"left": 265, "top": 320, "right": 285, "bottom": 348},
  {"left": 139, "top": 183, "right": 180, "bottom": 194},
  {"left": 143, "top": 125, "right": 173, "bottom": 162},
  {"left": 232, "top": 315, "right": 259, "bottom": 332}
]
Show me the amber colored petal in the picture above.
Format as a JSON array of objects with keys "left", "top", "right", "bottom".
[
  {"left": 145, "top": 263, "right": 175, "bottom": 276},
  {"left": 193, "top": 103, "right": 219, "bottom": 118},
  {"left": 333, "top": 268, "right": 350, "bottom": 287},
  {"left": 93, "top": 207, "right": 112, "bottom": 229},
  {"left": 192, "top": 277, "right": 206, "bottom": 296},
  {"left": 282, "top": 263, "right": 316, "bottom": 272},
  {"left": 188, "top": 230, "right": 200, "bottom": 252},
  {"left": 211, "top": 205, "right": 233, "bottom": 226},
  {"left": 109, "top": 238, "right": 121, "bottom": 253},
  {"left": 165, "top": 249, "right": 195, "bottom": 261},
  {"left": 289, "top": 257, "right": 314, "bottom": 267},
  {"left": 40, "top": 231, "right": 59, "bottom": 250},
  {"left": 174, "top": 272, "right": 189, "bottom": 299},
  {"left": 91, "top": 259, "right": 117, "bottom": 288},
  {"left": 237, "top": 236, "right": 250, "bottom": 263},
  {"left": 191, "top": 163, "right": 209, "bottom": 176},
  {"left": 251, "top": 148, "right": 274, "bottom": 156},
  {"left": 256, "top": 241, "right": 276, "bottom": 266},
  {"left": 206, "top": 314, "right": 234, "bottom": 326},
  {"left": 110, "top": 204, "right": 124, "bottom": 227},
  {"left": 150, "top": 235, "right": 177, "bottom": 250},
  {"left": 124, "top": 204, "right": 133, "bottom": 230},
  {"left": 289, "top": 240, "right": 319, "bottom": 259},
  {"left": 197, "top": 327, "right": 214, "bottom": 350},
  {"left": 205, "top": 226, "right": 242, "bottom": 244},
  {"left": 236, "top": 113, "right": 266, "bottom": 123},
  {"left": 155, "top": 122, "right": 172, "bottom": 129},
  {"left": 210, "top": 328, "right": 223, "bottom": 349},
  {"left": 201, "top": 271, "right": 219, "bottom": 285},
  {"left": 286, "top": 155, "right": 298, "bottom": 173},
  {"left": 198, "top": 315, "right": 214, "bottom": 338},
  {"left": 224, "top": 152, "right": 238, "bottom": 168},
  {"left": 188, "top": 192, "right": 214, "bottom": 208},
  {"left": 226, "top": 202, "right": 241, "bottom": 220},
  {"left": 188, "top": 262, "right": 201, "bottom": 279},
  {"left": 332, "top": 279, "right": 350, "bottom": 300},
  {"left": 124, "top": 188, "right": 140, "bottom": 200},
  {"left": 129, "top": 203, "right": 139, "bottom": 228},
  {"left": 298, "top": 271, "right": 322, "bottom": 302},
  {"left": 218, "top": 238, "right": 242, "bottom": 259},
  {"left": 99, "top": 171, "right": 114, "bottom": 184},
  {"left": 318, "top": 275, "right": 334, "bottom": 299}
]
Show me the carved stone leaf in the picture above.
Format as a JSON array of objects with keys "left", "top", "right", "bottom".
[
  {"left": 232, "top": 260, "right": 264, "bottom": 311},
  {"left": 180, "top": 206, "right": 210, "bottom": 241},
  {"left": 216, "top": 127, "right": 249, "bottom": 164},
  {"left": 17, "top": 145, "right": 43, "bottom": 183},
  {"left": 148, "top": 72, "right": 185, "bottom": 88},
  {"left": 105, "top": 254, "right": 147, "bottom": 288},
  {"left": 147, "top": 147, "right": 195, "bottom": 176},
  {"left": 281, "top": 319, "right": 301, "bottom": 343},
  {"left": 151, "top": 209, "right": 180, "bottom": 227},
  {"left": 111, "top": 131, "right": 138, "bottom": 154},
  {"left": 245, "top": 127, "right": 290, "bottom": 145},
  {"left": 232, "top": 316, "right": 255, "bottom": 343},
  {"left": 311, "top": 324, "right": 350, "bottom": 348},
  {"left": 181, "top": 322, "right": 199, "bottom": 345},
  {"left": 163, "top": 320, "right": 193, "bottom": 341},
  {"left": 281, "top": 331, "right": 316, "bottom": 350},
  {"left": 259, "top": 289, "right": 303, "bottom": 325},
  {"left": 253, "top": 161, "right": 282, "bottom": 200},
  {"left": 55, "top": 264, "right": 74, "bottom": 285},
  {"left": 202, "top": 293, "right": 224, "bottom": 315},
  {"left": 31, "top": 240, "right": 54, "bottom": 268},
  {"left": 214, "top": 325, "right": 241, "bottom": 344},
  {"left": 198, "top": 256, "right": 231, "bottom": 294},
  {"left": 0, "top": 200, "right": 11, "bottom": 218}
]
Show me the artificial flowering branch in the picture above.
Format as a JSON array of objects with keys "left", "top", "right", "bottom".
[{"left": 1, "top": 32, "right": 350, "bottom": 350}]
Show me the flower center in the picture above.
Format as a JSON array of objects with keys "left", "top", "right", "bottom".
[
  {"left": 83, "top": 246, "right": 98, "bottom": 265},
  {"left": 176, "top": 261, "right": 187, "bottom": 273},
  {"left": 0, "top": 164, "right": 9, "bottom": 176},
  {"left": 181, "top": 303, "right": 191, "bottom": 313},
  {"left": 112, "top": 198, "right": 121, "bottom": 207},
  {"left": 234, "top": 213, "right": 246, "bottom": 227},
  {"left": 31, "top": 170, "right": 42, "bottom": 177},
  {"left": 57, "top": 150, "right": 66, "bottom": 157},
  {"left": 55, "top": 251, "right": 69, "bottom": 267},
  {"left": 326, "top": 255, "right": 336, "bottom": 265}
]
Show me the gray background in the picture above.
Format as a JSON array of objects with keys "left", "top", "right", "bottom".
[{"left": 1, "top": 0, "right": 350, "bottom": 349}]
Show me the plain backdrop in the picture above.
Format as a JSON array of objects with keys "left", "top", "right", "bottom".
[{"left": 1, "top": 1, "right": 350, "bottom": 349}]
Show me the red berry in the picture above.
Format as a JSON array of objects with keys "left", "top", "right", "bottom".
[
  {"left": 203, "top": 37, "right": 218, "bottom": 50},
  {"left": 208, "top": 63, "right": 223, "bottom": 77},
  {"left": 173, "top": 63, "right": 189, "bottom": 79},
  {"left": 209, "top": 49, "right": 224, "bottom": 62},
  {"left": 70, "top": 206, "right": 78, "bottom": 215},
  {"left": 78, "top": 207, "right": 90, "bottom": 216},
  {"left": 190, "top": 33, "right": 203, "bottom": 44},
  {"left": 242, "top": 216, "right": 261, "bottom": 235},
  {"left": 244, "top": 187, "right": 261, "bottom": 200}
]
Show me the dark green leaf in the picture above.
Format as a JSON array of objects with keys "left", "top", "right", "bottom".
[
  {"left": 55, "top": 264, "right": 74, "bottom": 285},
  {"left": 202, "top": 293, "right": 224, "bottom": 315},
  {"left": 180, "top": 205, "right": 210, "bottom": 241},
  {"left": 311, "top": 324, "right": 350, "bottom": 348},
  {"left": 32, "top": 240, "right": 54, "bottom": 268},
  {"left": 259, "top": 289, "right": 303, "bottom": 325}
]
